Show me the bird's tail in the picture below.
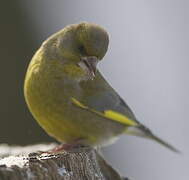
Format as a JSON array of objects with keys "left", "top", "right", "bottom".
[{"left": 125, "top": 125, "right": 180, "bottom": 153}]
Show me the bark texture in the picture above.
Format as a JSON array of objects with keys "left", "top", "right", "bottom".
[{"left": 0, "top": 144, "right": 129, "bottom": 180}]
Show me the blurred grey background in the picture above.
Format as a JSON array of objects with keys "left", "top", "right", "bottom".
[{"left": 1, "top": 1, "right": 188, "bottom": 179}]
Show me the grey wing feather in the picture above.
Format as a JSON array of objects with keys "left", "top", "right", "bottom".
[
  {"left": 80, "top": 71, "right": 138, "bottom": 121},
  {"left": 84, "top": 92, "right": 137, "bottom": 122}
]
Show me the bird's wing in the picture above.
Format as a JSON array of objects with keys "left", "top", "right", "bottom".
[
  {"left": 71, "top": 94, "right": 138, "bottom": 127},
  {"left": 71, "top": 72, "right": 179, "bottom": 153},
  {"left": 72, "top": 71, "right": 141, "bottom": 127}
]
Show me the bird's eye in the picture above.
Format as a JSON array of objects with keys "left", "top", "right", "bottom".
[{"left": 78, "top": 45, "right": 85, "bottom": 54}]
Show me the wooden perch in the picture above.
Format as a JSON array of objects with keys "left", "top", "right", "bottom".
[{"left": 0, "top": 144, "right": 129, "bottom": 180}]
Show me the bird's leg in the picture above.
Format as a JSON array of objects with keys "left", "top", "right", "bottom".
[
  {"left": 41, "top": 138, "right": 86, "bottom": 154},
  {"left": 48, "top": 142, "right": 85, "bottom": 152}
]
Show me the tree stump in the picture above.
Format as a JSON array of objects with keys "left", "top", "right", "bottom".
[{"left": 0, "top": 144, "right": 129, "bottom": 180}]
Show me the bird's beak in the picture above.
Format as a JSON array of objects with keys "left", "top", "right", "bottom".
[{"left": 78, "top": 56, "right": 98, "bottom": 80}]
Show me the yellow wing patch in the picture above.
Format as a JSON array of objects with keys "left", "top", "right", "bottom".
[
  {"left": 71, "top": 98, "right": 138, "bottom": 126},
  {"left": 103, "top": 110, "right": 137, "bottom": 126},
  {"left": 71, "top": 97, "right": 88, "bottom": 109}
]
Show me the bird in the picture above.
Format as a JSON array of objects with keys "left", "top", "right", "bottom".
[{"left": 24, "top": 22, "right": 179, "bottom": 152}]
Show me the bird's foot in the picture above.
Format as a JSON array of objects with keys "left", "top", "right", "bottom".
[
  {"left": 47, "top": 143, "right": 86, "bottom": 153},
  {"left": 37, "top": 138, "right": 86, "bottom": 155}
]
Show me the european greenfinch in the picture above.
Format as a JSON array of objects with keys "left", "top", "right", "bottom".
[{"left": 24, "top": 22, "right": 178, "bottom": 152}]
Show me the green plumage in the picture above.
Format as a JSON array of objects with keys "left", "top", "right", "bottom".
[{"left": 24, "top": 22, "right": 179, "bottom": 152}]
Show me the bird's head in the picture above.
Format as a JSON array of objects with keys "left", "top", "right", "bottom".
[{"left": 44, "top": 22, "right": 109, "bottom": 80}]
